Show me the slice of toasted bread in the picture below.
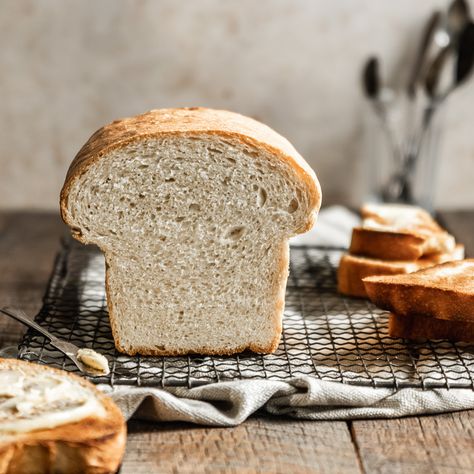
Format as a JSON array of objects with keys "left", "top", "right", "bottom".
[
  {"left": 0, "top": 359, "right": 126, "bottom": 474},
  {"left": 363, "top": 260, "right": 474, "bottom": 322},
  {"left": 388, "top": 312, "right": 474, "bottom": 342},
  {"left": 338, "top": 244, "right": 465, "bottom": 298},
  {"left": 350, "top": 204, "right": 455, "bottom": 260}
]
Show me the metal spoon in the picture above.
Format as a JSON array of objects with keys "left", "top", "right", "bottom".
[
  {"left": 384, "top": 20, "right": 474, "bottom": 204},
  {"left": 407, "top": 10, "right": 442, "bottom": 99},
  {"left": 422, "top": 21, "right": 474, "bottom": 123},
  {"left": 362, "top": 56, "right": 380, "bottom": 99},
  {"left": 456, "top": 21, "right": 474, "bottom": 86},
  {"left": 447, "top": 0, "right": 471, "bottom": 41},
  {"left": 0, "top": 307, "right": 108, "bottom": 377}
]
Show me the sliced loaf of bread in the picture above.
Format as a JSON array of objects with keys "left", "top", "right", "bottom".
[{"left": 60, "top": 108, "right": 321, "bottom": 355}]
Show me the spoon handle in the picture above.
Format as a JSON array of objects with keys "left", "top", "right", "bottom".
[
  {"left": 0, "top": 307, "right": 57, "bottom": 342},
  {"left": 0, "top": 306, "right": 104, "bottom": 377},
  {"left": 408, "top": 11, "right": 442, "bottom": 98}
]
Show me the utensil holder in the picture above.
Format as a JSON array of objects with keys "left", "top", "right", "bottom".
[{"left": 364, "top": 96, "right": 445, "bottom": 213}]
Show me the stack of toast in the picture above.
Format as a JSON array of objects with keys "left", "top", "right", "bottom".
[
  {"left": 337, "top": 204, "right": 464, "bottom": 298},
  {"left": 364, "top": 260, "right": 474, "bottom": 342}
]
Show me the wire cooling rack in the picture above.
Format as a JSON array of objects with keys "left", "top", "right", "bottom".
[{"left": 18, "top": 239, "right": 474, "bottom": 390}]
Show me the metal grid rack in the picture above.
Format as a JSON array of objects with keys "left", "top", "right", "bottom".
[{"left": 18, "top": 239, "right": 474, "bottom": 390}]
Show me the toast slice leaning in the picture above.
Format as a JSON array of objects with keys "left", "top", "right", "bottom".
[
  {"left": 338, "top": 244, "right": 465, "bottom": 298},
  {"left": 350, "top": 204, "right": 456, "bottom": 260},
  {"left": 388, "top": 312, "right": 474, "bottom": 342},
  {"left": 363, "top": 260, "right": 474, "bottom": 322},
  {"left": 0, "top": 359, "right": 126, "bottom": 474}
]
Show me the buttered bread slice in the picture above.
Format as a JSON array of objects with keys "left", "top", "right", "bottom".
[{"left": 0, "top": 359, "right": 125, "bottom": 474}]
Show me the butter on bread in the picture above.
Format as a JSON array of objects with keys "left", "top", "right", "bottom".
[
  {"left": 0, "top": 359, "right": 125, "bottom": 474},
  {"left": 350, "top": 204, "right": 456, "bottom": 260},
  {"left": 363, "top": 260, "right": 474, "bottom": 322},
  {"left": 338, "top": 244, "right": 465, "bottom": 298}
]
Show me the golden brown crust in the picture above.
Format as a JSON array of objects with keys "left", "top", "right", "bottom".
[
  {"left": 0, "top": 359, "right": 126, "bottom": 474},
  {"left": 338, "top": 245, "right": 465, "bottom": 298},
  {"left": 337, "top": 254, "right": 414, "bottom": 298},
  {"left": 388, "top": 312, "right": 474, "bottom": 342},
  {"left": 363, "top": 260, "right": 474, "bottom": 322},
  {"left": 349, "top": 227, "right": 427, "bottom": 260},
  {"left": 60, "top": 107, "right": 321, "bottom": 237},
  {"left": 354, "top": 204, "right": 455, "bottom": 260}
]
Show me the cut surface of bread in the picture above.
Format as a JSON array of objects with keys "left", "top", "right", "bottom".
[
  {"left": 389, "top": 312, "right": 474, "bottom": 342},
  {"left": 338, "top": 244, "right": 465, "bottom": 298},
  {"left": 0, "top": 358, "right": 126, "bottom": 474},
  {"left": 364, "top": 260, "right": 474, "bottom": 322},
  {"left": 350, "top": 204, "right": 455, "bottom": 260},
  {"left": 60, "top": 108, "right": 321, "bottom": 355}
]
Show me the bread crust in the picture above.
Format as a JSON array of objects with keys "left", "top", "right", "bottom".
[
  {"left": 338, "top": 254, "right": 416, "bottom": 298},
  {"left": 388, "top": 312, "right": 474, "bottom": 342},
  {"left": 0, "top": 359, "right": 126, "bottom": 474},
  {"left": 353, "top": 204, "right": 455, "bottom": 260},
  {"left": 349, "top": 227, "right": 427, "bottom": 260},
  {"left": 338, "top": 244, "right": 465, "bottom": 298},
  {"left": 60, "top": 108, "right": 320, "bottom": 356},
  {"left": 363, "top": 260, "right": 474, "bottom": 322}
]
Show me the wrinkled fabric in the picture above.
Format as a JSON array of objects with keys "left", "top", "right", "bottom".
[{"left": 99, "top": 377, "right": 474, "bottom": 425}]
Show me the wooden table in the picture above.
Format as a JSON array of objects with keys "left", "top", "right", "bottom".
[{"left": 1, "top": 210, "right": 473, "bottom": 473}]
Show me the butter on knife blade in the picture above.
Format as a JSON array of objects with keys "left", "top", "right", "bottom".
[{"left": 76, "top": 348, "right": 110, "bottom": 375}]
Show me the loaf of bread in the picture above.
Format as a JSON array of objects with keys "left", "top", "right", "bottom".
[
  {"left": 0, "top": 359, "right": 126, "bottom": 474},
  {"left": 60, "top": 108, "right": 321, "bottom": 356}
]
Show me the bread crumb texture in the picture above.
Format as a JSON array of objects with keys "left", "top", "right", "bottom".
[{"left": 61, "top": 108, "right": 321, "bottom": 355}]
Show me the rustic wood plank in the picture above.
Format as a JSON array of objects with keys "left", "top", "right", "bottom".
[
  {"left": 122, "top": 416, "right": 362, "bottom": 474},
  {"left": 0, "top": 211, "right": 66, "bottom": 284},
  {"left": 0, "top": 211, "right": 65, "bottom": 346},
  {"left": 351, "top": 410, "right": 474, "bottom": 474},
  {"left": 0, "top": 283, "right": 46, "bottom": 346}
]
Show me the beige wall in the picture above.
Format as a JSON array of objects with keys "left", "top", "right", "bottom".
[{"left": 0, "top": 0, "right": 473, "bottom": 210}]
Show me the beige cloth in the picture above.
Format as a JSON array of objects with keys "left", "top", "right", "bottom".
[{"left": 99, "top": 377, "right": 474, "bottom": 425}]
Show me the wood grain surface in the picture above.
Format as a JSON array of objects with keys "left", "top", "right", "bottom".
[
  {"left": 123, "top": 417, "right": 361, "bottom": 474},
  {"left": 0, "top": 210, "right": 473, "bottom": 474},
  {"left": 351, "top": 411, "right": 474, "bottom": 474}
]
